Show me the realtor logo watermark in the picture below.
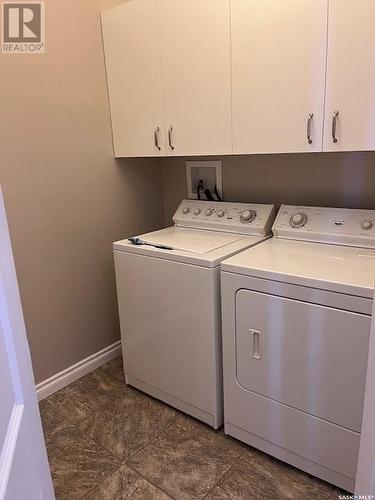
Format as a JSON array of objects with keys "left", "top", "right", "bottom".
[{"left": 2, "top": 2, "right": 45, "bottom": 53}]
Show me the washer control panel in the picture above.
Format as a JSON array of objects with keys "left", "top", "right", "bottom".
[
  {"left": 173, "top": 200, "right": 275, "bottom": 236},
  {"left": 273, "top": 205, "right": 375, "bottom": 248}
]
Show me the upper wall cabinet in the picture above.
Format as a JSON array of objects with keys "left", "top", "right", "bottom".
[
  {"left": 102, "top": 0, "right": 375, "bottom": 157},
  {"left": 102, "top": 0, "right": 231, "bottom": 158},
  {"left": 101, "top": 1, "right": 165, "bottom": 157},
  {"left": 231, "top": 0, "right": 328, "bottom": 154},
  {"left": 158, "top": 0, "right": 231, "bottom": 156},
  {"left": 323, "top": 0, "right": 375, "bottom": 151}
]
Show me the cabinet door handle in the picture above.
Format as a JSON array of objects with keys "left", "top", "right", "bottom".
[
  {"left": 154, "top": 127, "right": 161, "bottom": 150},
  {"left": 307, "top": 113, "right": 313, "bottom": 144},
  {"left": 168, "top": 126, "right": 175, "bottom": 150},
  {"left": 332, "top": 110, "right": 339, "bottom": 143}
]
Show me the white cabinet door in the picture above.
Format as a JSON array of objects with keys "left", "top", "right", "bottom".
[
  {"left": 324, "top": 1, "right": 375, "bottom": 152},
  {"left": 0, "top": 188, "right": 55, "bottom": 500},
  {"left": 231, "top": 0, "right": 327, "bottom": 154},
  {"left": 101, "top": 0, "right": 165, "bottom": 157},
  {"left": 158, "top": 0, "right": 232, "bottom": 156}
]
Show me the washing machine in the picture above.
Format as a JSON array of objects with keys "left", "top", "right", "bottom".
[
  {"left": 221, "top": 205, "right": 375, "bottom": 492},
  {"left": 114, "top": 199, "right": 275, "bottom": 429}
]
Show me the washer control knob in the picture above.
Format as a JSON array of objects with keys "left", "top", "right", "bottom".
[
  {"left": 182, "top": 207, "right": 190, "bottom": 215},
  {"left": 194, "top": 208, "right": 201, "bottom": 215},
  {"left": 217, "top": 209, "right": 225, "bottom": 218},
  {"left": 205, "top": 208, "right": 214, "bottom": 217},
  {"left": 240, "top": 210, "right": 256, "bottom": 223},
  {"left": 289, "top": 212, "right": 307, "bottom": 228},
  {"left": 362, "top": 220, "right": 373, "bottom": 230}
]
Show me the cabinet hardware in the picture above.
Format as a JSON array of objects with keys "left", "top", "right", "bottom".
[
  {"left": 168, "top": 126, "right": 175, "bottom": 150},
  {"left": 307, "top": 113, "right": 313, "bottom": 144},
  {"left": 154, "top": 127, "right": 161, "bottom": 150},
  {"left": 332, "top": 110, "right": 339, "bottom": 143}
]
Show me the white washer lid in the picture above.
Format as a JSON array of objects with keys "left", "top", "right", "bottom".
[
  {"left": 114, "top": 227, "right": 269, "bottom": 268},
  {"left": 221, "top": 238, "right": 375, "bottom": 298},
  {"left": 130, "top": 227, "right": 246, "bottom": 254}
]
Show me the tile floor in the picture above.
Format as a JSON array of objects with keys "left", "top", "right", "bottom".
[{"left": 40, "top": 356, "right": 347, "bottom": 499}]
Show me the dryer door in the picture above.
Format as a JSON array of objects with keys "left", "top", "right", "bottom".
[{"left": 235, "top": 290, "right": 371, "bottom": 432}]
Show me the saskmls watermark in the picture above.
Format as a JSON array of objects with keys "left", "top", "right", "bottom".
[{"left": 2, "top": 2, "right": 45, "bottom": 53}]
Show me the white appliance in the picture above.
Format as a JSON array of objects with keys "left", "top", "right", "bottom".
[
  {"left": 221, "top": 205, "right": 375, "bottom": 492},
  {"left": 114, "top": 200, "right": 275, "bottom": 429}
]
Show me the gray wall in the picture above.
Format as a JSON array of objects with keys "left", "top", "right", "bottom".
[
  {"left": 0, "top": 0, "right": 164, "bottom": 383},
  {"left": 161, "top": 152, "right": 375, "bottom": 223}
]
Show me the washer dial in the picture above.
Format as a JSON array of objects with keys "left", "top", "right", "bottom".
[
  {"left": 205, "top": 208, "right": 214, "bottom": 217},
  {"left": 217, "top": 209, "right": 225, "bottom": 218},
  {"left": 361, "top": 220, "right": 373, "bottom": 230},
  {"left": 194, "top": 208, "right": 201, "bottom": 215},
  {"left": 289, "top": 212, "right": 307, "bottom": 228},
  {"left": 240, "top": 209, "right": 257, "bottom": 223},
  {"left": 182, "top": 207, "right": 190, "bottom": 215}
]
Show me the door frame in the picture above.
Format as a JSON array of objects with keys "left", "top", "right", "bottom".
[{"left": 355, "top": 287, "right": 375, "bottom": 496}]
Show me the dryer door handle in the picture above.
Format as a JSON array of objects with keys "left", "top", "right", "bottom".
[{"left": 250, "top": 329, "right": 262, "bottom": 360}]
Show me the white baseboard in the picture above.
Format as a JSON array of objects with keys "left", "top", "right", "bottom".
[{"left": 36, "top": 341, "right": 122, "bottom": 401}]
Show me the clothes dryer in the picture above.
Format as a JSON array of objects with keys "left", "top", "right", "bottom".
[{"left": 221, "top": 205, "right": 375, "bottom": 491}]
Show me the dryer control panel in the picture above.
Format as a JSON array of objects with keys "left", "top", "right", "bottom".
[
  {"left": 173, "top": 200, "right": 275, "bottom": 236},
  {"left": 273, "top": 205, "right": 375, "bottom": 248}
]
